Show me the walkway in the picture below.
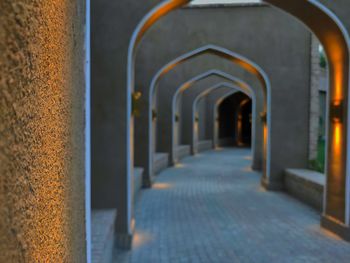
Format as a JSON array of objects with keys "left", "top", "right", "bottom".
[{"left": 115, "top": 148, "right": 350, "bottom": 263}]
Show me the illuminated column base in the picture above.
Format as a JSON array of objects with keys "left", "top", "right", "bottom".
[{"left": 321, "top": 216, "right": 350, "bottom": 241}]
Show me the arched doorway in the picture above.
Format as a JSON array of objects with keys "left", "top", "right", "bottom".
[
  {"left": 218, "top": 92, "right": 252, "bottom": 147},
  {"left": 127, "top": 0, "right": 350, "bottom": 240},
  {"left": 145, "top": 44, "right": 270, "bottom": 182}
]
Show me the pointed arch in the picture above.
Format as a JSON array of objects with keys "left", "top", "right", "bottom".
[{"left": 127, "top": 0, "right": 350, "bottom": 238}]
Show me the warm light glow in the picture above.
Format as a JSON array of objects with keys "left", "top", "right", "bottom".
[
  {"left": 331, "top": 100, "right": 343, "bottom": 124},
  {"left": 133, "top": 231, "right": 154, "bottom": 248},
  {"left": 158, "top": 48, "right": 267, "bottom": 102},
  {"left": 175, "top": 163, "right": 185, "bottom": 168},
  {"left": 312, "top": 222, "right": 343, "bottom": 241},
  {"left": 262, "top": 123, "right": 268, "bottom": 179},
  {"left": 262, "top": 0, "right": 350, "bottom": 221},
  {"left": 133, "top": 0, "right": 350, "bottom": 228},
  {"left": 242, "top": 166, "right": 253, "bottom": 172},
  {"left": 153, "top": 183, "right": 173, "bottom": 189},
  {"left": 334, "top": 68, "right": 344, "bottom": 101},
  {"left": 194, "top": 121, "right": 199, "bottom": 149},
  {"left": 136, "top": 0, "right": 191, "bottom": 46},
  {"left": 333, "top": 124, "right": 341, "bottom": 152}
]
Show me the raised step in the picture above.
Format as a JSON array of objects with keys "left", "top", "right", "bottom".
[
  {"left": 284, "top": 169, "right": 325, "bottom": 211},
  {"left": 176, "top": 145, "right": 191, "bottom": 161},
  {"left": 154, "top": 153, "right": 169, "bottom": 174},
  {"left": 197, "top": 140, "right": 213, "bottom": 153},
  {"left": 92, "top": 209, "right": 117, "bottom": 263}
]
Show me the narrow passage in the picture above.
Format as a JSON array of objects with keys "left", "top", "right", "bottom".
[{"left": 116, "top": 148, "right": 350, "bottom": 263}]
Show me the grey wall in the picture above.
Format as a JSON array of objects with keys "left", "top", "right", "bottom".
[
  {"left": 136, "top": 5, "right": 311, "bottom": 188},
  {"left": 91, "top": 0, "right": 160, "bottom": 236}
]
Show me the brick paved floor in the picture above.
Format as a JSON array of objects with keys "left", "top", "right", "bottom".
[{"left": 115, "top": 148, "right": 350, "bottom": 263}]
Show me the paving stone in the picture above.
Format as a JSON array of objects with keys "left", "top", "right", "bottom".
[{"left": 115, "top": 148, "right": 350, "bottom": 263}]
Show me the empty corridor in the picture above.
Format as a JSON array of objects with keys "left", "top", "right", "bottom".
[{"left": 115, "top": 148, "right": 350, "bottom": 263}]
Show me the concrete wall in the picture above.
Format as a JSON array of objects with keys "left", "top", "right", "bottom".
[
  {"left": 135, "top": 5, "right": 311, "bottom": 188},
  {"left": 91, "top": 0, "right": 160, "bottom": 238},
  {"left": 0, "top": 0, "right": 86, "bottom": 261}
]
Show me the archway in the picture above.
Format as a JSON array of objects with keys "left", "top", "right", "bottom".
[
  {"left": 128, "top": 0, "right": 350, "bottom": 239},
  {"left": 214, "top": 89, "right": 243, "bottom": 148},
  {"left": 192, "top": 83, "right": 251, "bottom": 154},
  {"left": 145, "top": 44, "right": 270, "bottom": 183},
  {"left": 172, "top": 70, "right": 255, "bottom": 156}
]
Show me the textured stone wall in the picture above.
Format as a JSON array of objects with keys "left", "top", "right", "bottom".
[
  {"left": 309, "top": 35, "right": 321, "bottom": 161},
  {"left": 0, "top": 0, "right": 86, "bottom": 261}
]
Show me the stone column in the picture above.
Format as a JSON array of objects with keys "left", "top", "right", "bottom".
[
  {"left": 0, "top": 0, "right": 87, "bottom": 261},
  {"left": 91, "top": 0, "right": 158, "bottom": 247}
]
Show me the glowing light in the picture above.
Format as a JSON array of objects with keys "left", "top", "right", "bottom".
[
  {"left": 133, "top": 231, "right": 154, "bottom": 248},
  {"left": 242, "top": 166, "right": 253, "bottom": 172},
  {"left": 133, "top": 0, "right": 350, "bottom": 228},
  {"left": 330, "top": 100, "right": 343, "bottom": 124},
  {"left": 153, "top": 183, "right": 172, "bottom": 189},
  {"left": 333, "top": 124, "right": 341, "bottom": 152},
  {"left": 175, "top": 163, "right": 185, "bottom": 168},
  {"left": 334, "top": 69, "right": 344, "bottom": 101},
  {"left": 316, "top": 222, "right": 343, "bottom": 241},
  {"left": 193, "top": 119, "right": 199, "bottom": 154},
  {"left": 135, "top": 0, "right": 191, "bottom": 46},
  {"left": 262, "top": 123, "right": 268, "bottom": 179}
]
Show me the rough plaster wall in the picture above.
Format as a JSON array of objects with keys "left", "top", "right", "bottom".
[{"left": 0, "top": 0, "right": 86, "bottom": 262}]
